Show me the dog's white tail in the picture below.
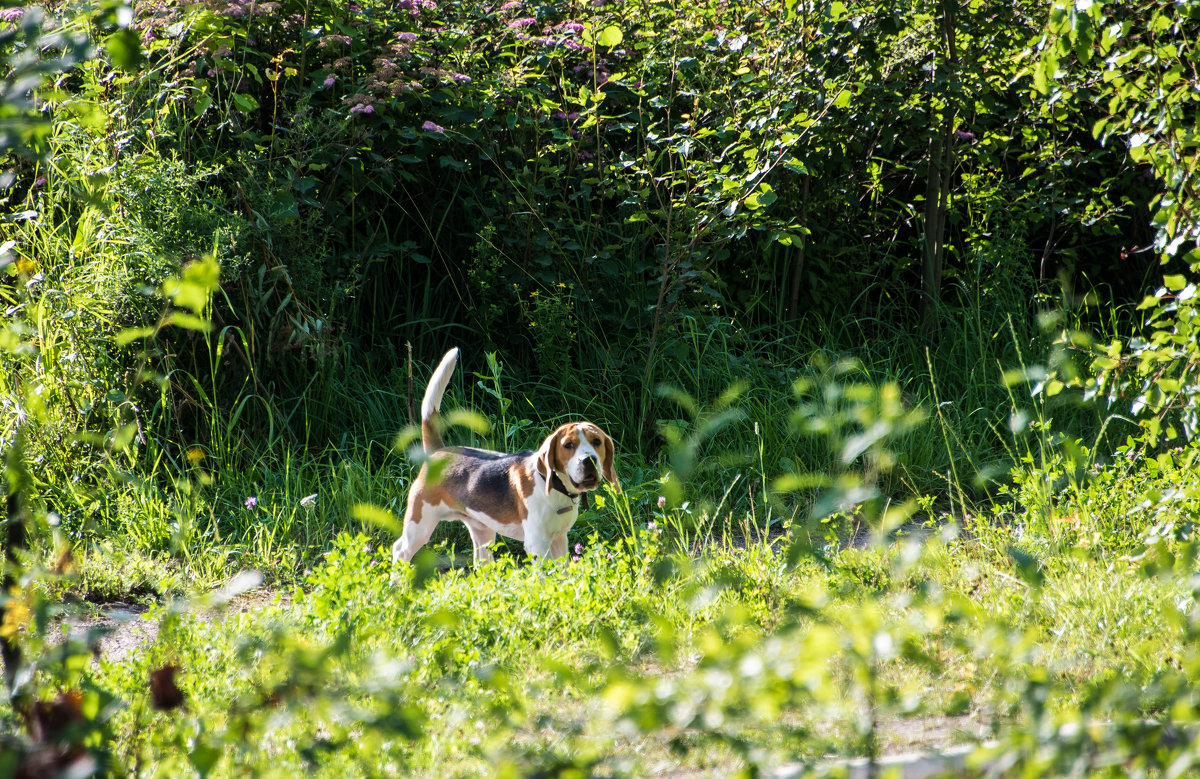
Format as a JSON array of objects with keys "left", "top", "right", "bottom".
[{"left": 421, "top": 348, "right": 459, "bottom": 452}]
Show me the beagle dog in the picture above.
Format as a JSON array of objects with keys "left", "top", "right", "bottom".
[{"left": 390, "top": 348, "right": 620, "bottom": 580}]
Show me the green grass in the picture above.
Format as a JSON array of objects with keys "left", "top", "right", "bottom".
[{"left": 56, "top": 520, "right": 1194, "bottom": 777}]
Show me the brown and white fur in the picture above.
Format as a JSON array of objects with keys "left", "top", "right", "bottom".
[{"left": 390, "top": 348, "right": 620, "bottom": 581}]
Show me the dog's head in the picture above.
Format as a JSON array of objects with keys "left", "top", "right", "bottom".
[{"left": 534, "top": 422, "right": 621, "bottom": 495}]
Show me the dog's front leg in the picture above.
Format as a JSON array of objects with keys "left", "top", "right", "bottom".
[{"left": 548, "top": 533, "right": 568, "bottom": 560}]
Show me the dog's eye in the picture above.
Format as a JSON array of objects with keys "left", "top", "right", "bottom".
[
  {"left": 563, "top": 441, "right": 576, "bottom": 450},
  {"left": 591, "top": 438, "right": 601, "bottom": 447}
]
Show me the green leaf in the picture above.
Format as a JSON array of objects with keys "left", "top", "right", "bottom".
[
  {"left": 166, "top": 311, "right": 213, "bottom": 332},
  {"left": 773, "top": 472, "right": 831, "bottom": 493},
  {"left": 443, "top": 409, "right": 492, "bottom": 436},
  {"left": 745, "top": 184, "right": 777, "bottom": 210},
  {"left": 1033, "top": 60, "right": 1049, "bottom": 94},
  {"left": 114, "top": 326, "right": 157, "bottom": 345},
  {"left": 162, "top": 257, "right": 220, "bottom": 315},
  {"left": 232, "top": 92, "right": 260, "bottom": 113},
  {"left": 104, "top": 28, "right": 143, "bottom": 71},
  {"left": 597, "top": 25, "right": 623, "bottom": 47},
  {"left": 352, "top": 503, "right": 403, "bottom": 534},
  {"left": 1164, "top": 274, "right": 1187, "bottom": 291},
  {"left": 189, "top": 743, "right": 222, "bottom": 777}
]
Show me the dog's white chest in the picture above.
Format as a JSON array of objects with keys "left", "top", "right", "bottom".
[
  {"left": 528, "top": 476, "right": 579, "bottom": 529},
  {"left": 519, "top": 475, "right": 579, "bottom": 557}
]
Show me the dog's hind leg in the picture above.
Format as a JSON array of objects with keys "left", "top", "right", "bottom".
[
  {"left": 390, "top": 515, "right": 437, "bottom": 584},
  {"left": 466, "top": 524, "right": 496, "bottom": 565}
]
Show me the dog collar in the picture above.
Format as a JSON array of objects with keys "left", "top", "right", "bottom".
[{"left": 550, "top": 472, "right": 589, "bottom": 511}]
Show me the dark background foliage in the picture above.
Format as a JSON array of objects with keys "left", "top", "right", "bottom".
[{"left": 2, "top": 0, "right": 1193, "bottom": 538}]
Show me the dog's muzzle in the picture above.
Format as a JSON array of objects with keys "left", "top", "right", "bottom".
[{"left": 572, "top": 455, "right": 600, "bottom": 489}]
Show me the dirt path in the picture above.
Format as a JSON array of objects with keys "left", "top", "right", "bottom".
[
  {"left": 57, "top": 590, "right": 288, "bottom": 664},
  {"left": 64, "top": 603, "right": 159, "bottom": 662}
]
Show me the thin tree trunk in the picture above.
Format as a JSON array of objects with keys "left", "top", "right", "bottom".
[{"left": 921, "top": 1, "right": 958, "bottom": 335}]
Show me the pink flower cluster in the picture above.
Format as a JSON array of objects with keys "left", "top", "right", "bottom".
[{"left": 397, "top": 0, "right": 436, "bottom": 15}]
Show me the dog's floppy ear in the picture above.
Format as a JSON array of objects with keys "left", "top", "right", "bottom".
[
  {"left": 598, "top": 429, "right": 622, "bottom": 494},
  {"left": 534, "top": 427, "right": 562, "bottom": 494}
]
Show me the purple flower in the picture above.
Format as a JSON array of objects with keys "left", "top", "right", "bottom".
[
  {"left": 499, "top": 0, "right": 521, "bottom": 9},
  {"left": 656, "top": 496, "right": 666, "bottom": 508},
  {"left": 572, "top": 555, "right": 580, "bottom": 562},
  {"left": 397, "top": 31, "right": 418, "bottom": 41},
  {"left": 507, "top": 16, "right": 537, "bottom": 28},
  {"left": 647, "top": 521, "right": 658, "bottom": 531},
  {"left": 397, "top": 0, "right": 435, "bottom": 13},
  {"left": 244, "top": 496, "right": 258, "bottom": 508},
  {"left": 558, "top": 21, "right": 584, "bottom": 31},
  {"left": 0, "top": 8, "right": 25, "bottom": 21},
  {"left": 574, "top": 542, "right": 584, "bottom": 554},
  {"left": 323, "top": 75, "right": 337, "bottom": 86},
  {"left": 954, "top": 129, "right": 975, "bottom": 140},
  {"left": 350, "top": 103, "right": 375, "bottom": 114},
  {"left": 32, "top": 178, "right": 46, "bottom": 189},
  {"left": 450, "top": 73, "right": 471, "bottom": 83},
  {"left": 422, "top": 120, "right": 444, "bottom": 133}
]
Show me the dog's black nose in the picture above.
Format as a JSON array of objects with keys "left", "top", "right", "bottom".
[{"left": 582, "top": 455, "right": 598, "bottom": 476}]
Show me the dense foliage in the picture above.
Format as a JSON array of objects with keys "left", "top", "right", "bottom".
[
  {"left": 2, "top": 0, "right": 1174, "bottom": 450},
  {"left": 4, "top": 0, "right": 1200, "bottom": 776}
]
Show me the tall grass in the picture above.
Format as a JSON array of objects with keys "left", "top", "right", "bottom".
[
  {"left": 5, "top": 87, "right": 1118, "bottom": 594},
  {"left": 9, "top": 232, "right": 1112, "bottom": 593}
]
